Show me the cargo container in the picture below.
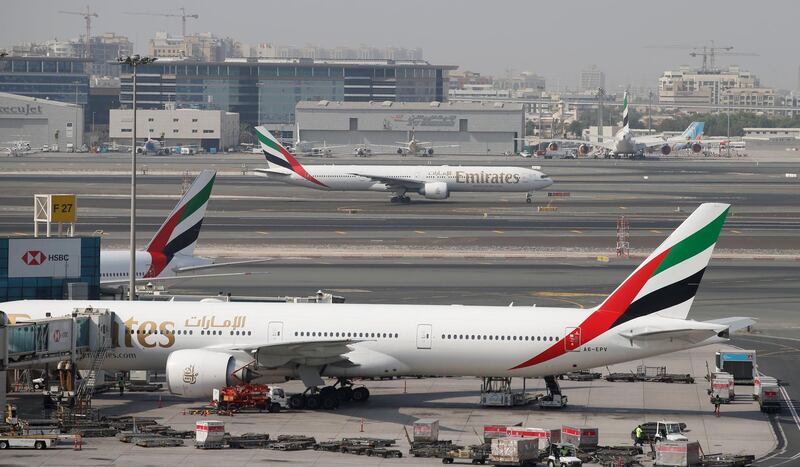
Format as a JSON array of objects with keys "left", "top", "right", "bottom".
[
  {"left": 413, "top": 419, "right": 439, "bottom": 443},
  {"left": 754, "top": 376, "right": 781, "bottom": 413},
  {"left": 195, "top": 420, "right": 225, "bottom": 448},
  {"left": 489, "top": 437, "right": 539, "bottom": 466},
  {"left": 483, "top": 425, "right": 508, "bottom": 442},
  {"left": 710, "top": 372, "right": 734, "bottom": 402},
  {"left": 654, "top": 440, "right": 701, "bottom": 466},
  {"left": 561, "top": 425, "right": 598, "bottom": 450}
]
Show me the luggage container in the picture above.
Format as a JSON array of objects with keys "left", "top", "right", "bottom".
[
  {"left": 489, "top": 437, "right": 539, "bottom": 466},
  {"left": 413, "top": 419, "right": 439, "bottom": 443},
  {"left": 754, "top": 377, "right": 781, "bottom": 413},
  {"left": 195, "top": 420, "right": 225, "bottom": 449},
  {"left": 710, "top": 372, "right": 734, "bottom": 402},
  {"left": 654, "top": 440, "right": 701, "bottom": 466},
  {"left": 561, "top": 425, "right": 598, "bottom": 450},
  {"left": 506, "top": 427, "right": 550, "bottom": 442},
  {"left": 483, "top": 425, "right": 508, "bottom": 442},
  {"left": 753, "top": 375, "right": 777, "bottom": 400}
]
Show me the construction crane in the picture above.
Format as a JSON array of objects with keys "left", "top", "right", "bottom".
[
  {"left": 124, "top": 8, "right": 199, "bottom": 37},
  {"left": 58, "top": 5, "right": 98, "bottom": 60},
  {"left": 646, "top": 41, "right": 759, "bottom": 72}
]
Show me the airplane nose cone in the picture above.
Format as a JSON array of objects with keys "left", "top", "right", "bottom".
[{"left": 542, "top": 177, "right": 554, "bottom": 188}]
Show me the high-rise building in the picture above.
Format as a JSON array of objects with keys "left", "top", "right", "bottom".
[
  {"left": 149, "top": 32, "right": 243, "bottom": 62},
  {"left": 579, "top": 65, "right": 606, "bottom": 93},
  {"left": 6, "top": 34, "right": 132, "bottom": 77}
]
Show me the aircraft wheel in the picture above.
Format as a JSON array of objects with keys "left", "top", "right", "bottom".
[
  {"left": 289, "top": 394, "right": 306, "bottom": 410},
  {"left": 306, "top": 394, "right": 321, "bottom": 410},
  {"left": 400, "top": 196, "right": 411, "bottom": 204},
  {"left": 352, "top": 387, "right": 370, "bottom": 402},
  {"left": 390, "top": 196, "right": 399, "bottom": 203},
  {"left": 320, "top": 386, "right": 335, "bottom": 397},
  {"left": 321, "top": 394, "right": 338, "bottom": 410},
  {"left": 337, "top": 386, "right": 353, "bottom": 402}
]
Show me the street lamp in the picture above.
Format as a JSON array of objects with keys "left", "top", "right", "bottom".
[{"left": 116, "top": 55, "right": 156, "bottom": 300}]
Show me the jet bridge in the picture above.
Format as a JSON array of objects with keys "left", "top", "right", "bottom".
[{"left": 0, "top": 307, "right": 115, "bottom": 423}]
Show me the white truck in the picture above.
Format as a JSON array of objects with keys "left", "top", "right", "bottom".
[
  {"left": 0, "top": 435, "right": 58, "bottom": 450},
  {"left": 654, "top": 421, "right": 688, "bottom": 442}
]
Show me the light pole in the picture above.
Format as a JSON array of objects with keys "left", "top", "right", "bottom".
[{"left": 117, "top": 55, "right": 156, "bottom": 300}]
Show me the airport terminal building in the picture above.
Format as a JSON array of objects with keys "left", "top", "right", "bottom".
[
  {"left": 118, "top": 58, "right": 456, "bottom": 127},
  {"left": 0, "top": 92, "right": 84, "bottom": 149},
  {"left": 295, "top": 100, "right": 525, "bottom": 155}
]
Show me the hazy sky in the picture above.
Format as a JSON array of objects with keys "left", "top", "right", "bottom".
[{"left": 4, "top": 0, "right": 798, "bottom": 90}]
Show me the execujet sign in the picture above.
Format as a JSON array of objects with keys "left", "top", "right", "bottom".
[
  {"left": 8, "top": 238, "right": 82, "bottom": 278},
  {"left": 0, "top": 103, "right": 44, "bottom": 117}
]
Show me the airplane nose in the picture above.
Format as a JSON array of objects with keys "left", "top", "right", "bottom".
[{"left": 542, "top": 177, "right": 554, "bottom": 188}]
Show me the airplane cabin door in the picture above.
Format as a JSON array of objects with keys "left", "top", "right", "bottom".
[
  {"left": 416, "top": 324, "right": 432, "bottom": 349},
  {"left": 268, "top": 321, "right": 284, "bottom": 344},
  {"left": 564, "top": 327, "right": 581, "bottom": 352}
]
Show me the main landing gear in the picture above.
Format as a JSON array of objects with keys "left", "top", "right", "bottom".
[
  {"left": 288, "top": 379, "right": 370, "bottom": 411},
  {"left": 390, "top": 194, "right": 411, "bottom": 204}
]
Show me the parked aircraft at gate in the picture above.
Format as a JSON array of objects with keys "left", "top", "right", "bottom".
[{"left": 2, "top": 203, "right": 752, "bottom": 409}]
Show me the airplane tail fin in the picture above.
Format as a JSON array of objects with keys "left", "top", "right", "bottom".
[
  {"left": 146, "top": 170, "right": 216, "bottom": 260},
  {"left": 597, "top": 203, "right": 729, "bottom": 325},
  {"left": 621, "top": 91, "right": 630, "bottom": 132},
  {"left": 254, "top": 126, "right": 326, "bottom": 187},
  {"left": 681, "top": 122, "right": 705, "bottom": 141}
]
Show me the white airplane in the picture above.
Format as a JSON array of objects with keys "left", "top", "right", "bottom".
[
  {"left": 543, "top": 94, "right": 706, "bottom": 159},
  {"left": 2, "top": 140, "right": 42, "bottom": 157},
  {"left": 372, "top": 127, "right": 459, "bottom": 157},
  {"left": 2, "top": 203, "right": 753, "bottom": 410},
  {"left": 116, "top": 137, "right": 197, "bottom": 156},
  {"left": 253, "top": 126, "right": 553, "bottom": 203},
  {"left": 100, "top": 170, "right": 265, "bottom": 285}
]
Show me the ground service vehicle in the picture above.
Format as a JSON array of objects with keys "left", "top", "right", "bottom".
[
  {"left": 0, "top": 435, "right": 57, "bottom": 450},
  {"left": 546, "top": 442, "right": 582, "bottom": 466}
]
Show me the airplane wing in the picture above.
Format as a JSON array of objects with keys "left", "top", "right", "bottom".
[
  {"left": 100, "top": 271, "right": 268, "bottom": 285},
  {"left": 349, "top": 172, "right": 425, "bottom": 190},
  {"left": 429, "top": 144, "right": 459, "bottom": 149},
  {"left": 252, "top": 168, "right": 292, "bottom": 177},
  {"left": 216, "top": 339, "right": 366, "bottom": 368}
]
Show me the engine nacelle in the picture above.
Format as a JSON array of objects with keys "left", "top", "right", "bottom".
[
  {"left": 691, "top": 143, "right": 703, "bottom": 153},
  {"left": 547, "top": 142, "right": 559, "bottom": 152},
  {"left": 426, "top": 148, "right": 434, "bottom": 155},
  {"left": 166, "top": 349, "right": 253, "bottom": 398},
  {"left": 420, "top": 181, "right": 449, "bottom": 199},
  {"left": 578, "top": 144, "right": 590, "bottom": 156},
  {"left": 661, "top": 144, "right": 672, "bottom": 156}
]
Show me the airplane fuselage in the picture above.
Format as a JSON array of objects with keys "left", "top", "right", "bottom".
[
  {"left": 100, "top": 250, "right": 212, "bottom": 283},
  {"left": 1, "top": 300, "right": 727, "bottom": 379},
  {"left": 266, "top": 165, "right": 551, "bottom": 193}
]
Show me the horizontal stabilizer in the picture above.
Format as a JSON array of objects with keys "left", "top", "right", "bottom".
[
  {"left": 703, "top": 317, "right": 756, "bottom": 333},
  {"left": 619, "top": 327, "right": 719, "bottom": 344}
]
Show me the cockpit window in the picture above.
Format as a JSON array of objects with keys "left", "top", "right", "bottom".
[{"left": 540, "top": 173, "right": 549, "bottom": 178}]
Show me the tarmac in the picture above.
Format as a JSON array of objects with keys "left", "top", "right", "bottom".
[
  {"left": 1, "top": 150, "right": 798, "bottom": 465},
  {"left": 4, "top": 344, "right": 776, "bottom": 466}
]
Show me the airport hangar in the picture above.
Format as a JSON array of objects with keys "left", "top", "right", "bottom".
[
  {"left": 108, "top": 106, "right": 240, "bottom": 152},
  {"left": 0, "top": 92, "right": 85, "bottom": 149},
  {"left": 295, "top": 100, "right": 525, "bottom": 155}
]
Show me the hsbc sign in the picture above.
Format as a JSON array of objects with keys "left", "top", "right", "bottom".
[{"left": 9, "top": 238, "right": 81, "bottom": 278}]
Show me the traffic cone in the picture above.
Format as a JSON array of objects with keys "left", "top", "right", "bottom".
[{"left": 360, "top": 417, "right": 365, "bottom": 433}]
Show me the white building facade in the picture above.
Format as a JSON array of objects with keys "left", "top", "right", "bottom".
[{"left": 109, "top": 107, "right": 239, "bottom": 150}]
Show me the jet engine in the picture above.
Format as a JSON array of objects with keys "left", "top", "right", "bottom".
[
  {"left": 578, "top": 144, "right": 591, "bottom": 156},
  {"left": 420, "top": 181, "right": 449, "bottom": 199},
  {"left": 427, "top": 148, "right": 434, "bottom": 155},
  {"left": 166, "top": 349, "right": 254, "bottom": 398},
  {"left": 661, "top": 144, "right": 672, "bottom": 156},
  {"left": 691, "top": 143, "right": 703, "bottom": 153},
  {"left": 547, "top": 142, "right": 559, "bottom": 152}
]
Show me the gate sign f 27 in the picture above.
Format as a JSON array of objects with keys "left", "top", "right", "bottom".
[{"left": 8, "top": 238, "right": 82, "bottom": 278}]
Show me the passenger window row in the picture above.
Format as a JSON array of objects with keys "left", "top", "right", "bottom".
[
  {"left": 441, "top": 334, "right": 558, "bottom": 342},
  {"left": 295, "top": 331, "right": 399, "bottom": 339},
  {"left": 126, "top": 329, "right": 252, "bottom": 337}
]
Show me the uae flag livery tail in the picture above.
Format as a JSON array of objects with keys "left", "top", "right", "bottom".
[{"left": 144, "top": 170, "right": 216, "bottom": 276}]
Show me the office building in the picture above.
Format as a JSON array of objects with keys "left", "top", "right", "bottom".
[
  {"left": 579, "top": 65, "right": 606, "bottom": 92},
  {"left": 0, "top": 92, "right": 84, "bottom": 148},
  {"left": 109, "top": 106, "right": 239, "bottom": 151}
]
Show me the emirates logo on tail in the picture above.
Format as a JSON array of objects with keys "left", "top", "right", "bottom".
[{"left": 21, "top": 250, "right": 46, "bottom": 265}]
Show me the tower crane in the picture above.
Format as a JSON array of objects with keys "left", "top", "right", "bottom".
[
  {"left": 58, "top": 5, "right": 99, "bottom": 60},
  {"left": 124, "top": 8, "right": 199, "bottom": 37},
  {"left": 646, "top": 41, "right": 759, "bottom": 72}
]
